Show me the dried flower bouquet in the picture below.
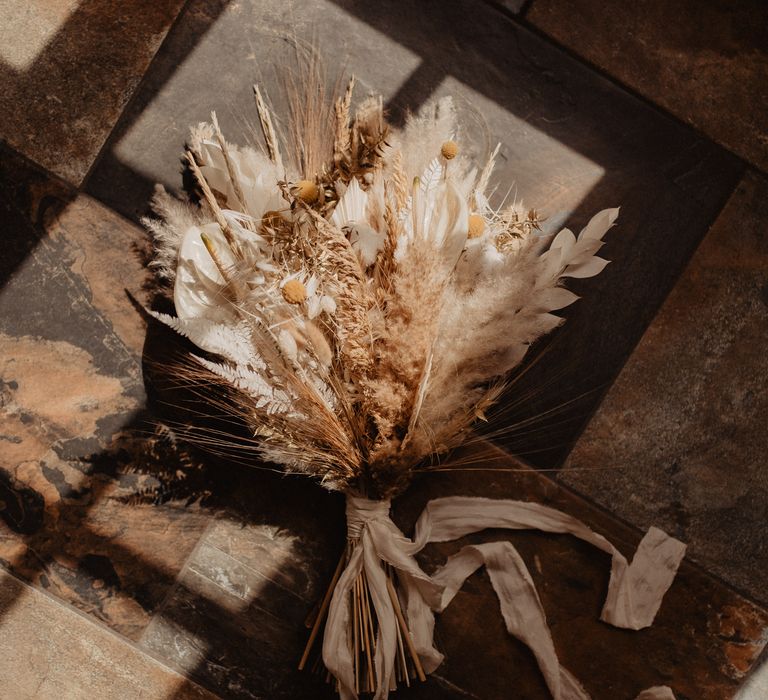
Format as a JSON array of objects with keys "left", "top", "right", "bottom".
[{"left": 144, "top": 75, "right": 685, "bottom": 700}]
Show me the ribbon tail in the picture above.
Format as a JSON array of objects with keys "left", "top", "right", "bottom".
[
  {"left": 433, "top": 542, "right": 589, "bottom": 700},
  {"left": 601, "top": 526, "right": 686, "bottom": 630},
  {"left": 635, "top": 687, "right": 677, "bottom": 700},
  {"left": 412, "top": 497, "right": 686, "bottom": 631},
  {"left": 323, "top": 544, "right": 364, "bottom": 700},
  {"left": 361, "top": 531, "right": 398, "bottom": 700},
  {"left": 366, "top": 520, "right": 445, "bottom": 676},
  {"left": 398, "top": 571, "right": 444, "bottom": 674}
]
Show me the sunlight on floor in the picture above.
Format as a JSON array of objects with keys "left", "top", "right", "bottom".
[
  {"left": 113, "top": 0, "right": 421, "bottom": 188},
  {"left": 139, "top": 519, "right": 301, "bottom": 693},
  {"left": 0, "top": 0, "right": 77, "bottom": 71},
  {"left": 111, "top": 0, "right": 603, "bottom": 241}
]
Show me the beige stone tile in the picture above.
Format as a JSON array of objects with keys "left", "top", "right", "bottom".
[{"left": 0, "top": 568, "right": 217, "bottom": 699}]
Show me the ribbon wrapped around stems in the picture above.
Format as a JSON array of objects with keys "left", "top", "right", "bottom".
[{"left": 321, "top": 495, "right": 686, "bottom": 700}]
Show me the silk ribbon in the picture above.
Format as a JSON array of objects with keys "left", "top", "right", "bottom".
[{"left": 322, "top": 495, "right": 685, "bottom": 700}]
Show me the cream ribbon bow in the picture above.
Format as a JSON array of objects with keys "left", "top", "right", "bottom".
[{"left": 322, "top": 495, "right": 685, "bottom": 700}]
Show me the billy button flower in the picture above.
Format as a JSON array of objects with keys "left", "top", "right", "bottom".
[
  {"left": 281, "top": 278, "right": 308, "bottom": 304},
  {"left": 280, "top": 273, "right": 337, "bottom": 318},
  {"left": 440, "top": 140, "right": 458, "bottom": 160}
]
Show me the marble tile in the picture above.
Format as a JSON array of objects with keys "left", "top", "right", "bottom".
[
  {"left": 0, "top": 156, "right": 211, "bottom": 639},
  {"left": 528, "top": 0, "right": 768, "bottom": 171},
  {"left": 0, "top": 568, "right": 217, "bottom": 699},
  {"left": 559, "top": 170, "right": 768, "bottom": 608},
  {"left": 0, "top": 0, "right": 188, "bottom": 184},
  {"left": 85, "top": 0, "right": 743, "bottom": 468}
]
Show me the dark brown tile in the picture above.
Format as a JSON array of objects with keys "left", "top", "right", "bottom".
[
  {"left": 528, "top": 0, "right": 768, "bottom": 171},
  {"left": 0, "top": 0, "right": 188, "bottom": 184},
  {"left": 0, "top": 568, "right": 218, "bottom": 699},
  {"left": 560, "top": 170, "right": 768, "bottom": 608},
  {"left": 85, "top": 0, "right": 743, "bottom": 469},
  {"left": 0, "top": 159, "right": 210, "bottom": 639},
  {"left": 392, "top": 442, "right": 768, "bottom": 699}
]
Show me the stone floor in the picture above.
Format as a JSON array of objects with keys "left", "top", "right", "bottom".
[{"left": 1, "top": 1, "right": 767, "bottom": 698}]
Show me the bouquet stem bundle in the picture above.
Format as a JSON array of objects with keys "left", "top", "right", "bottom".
[{"left": 300, "top": 550, "right": 425, "bottom": 694}]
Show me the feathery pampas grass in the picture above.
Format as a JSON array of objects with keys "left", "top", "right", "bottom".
[{"left": 143, "top": 75, "right": 622, "bottom": 697}]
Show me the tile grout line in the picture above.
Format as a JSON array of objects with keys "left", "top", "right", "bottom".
[
  {"left": 0, "top": 562, "right": 221, "bottom": 698},
  {"left": 199, "top": 538, "right": 311, "bottom": 603},
  {"left": 139, "top": 516, "right": 218, "bottom": 645}
]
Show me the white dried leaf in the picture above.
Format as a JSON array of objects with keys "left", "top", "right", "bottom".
[
  {"left": 580, "top": 207, "right": 619, "bottom": 241},
  {"left": 534, "top": 287, "right": 580, "bottom": 311},
  {"left": 564, "top": 257, "right": 610, "bottom": 278}
]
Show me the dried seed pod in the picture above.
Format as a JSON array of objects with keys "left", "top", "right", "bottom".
[{"left": 295, "top": 180, "right": 319, "bottom": 203}]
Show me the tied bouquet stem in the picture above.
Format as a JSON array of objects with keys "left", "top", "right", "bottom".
[{"left": 143, "top": 73, "right": 685, "bottom": 700}]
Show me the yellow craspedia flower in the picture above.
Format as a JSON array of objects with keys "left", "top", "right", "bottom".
[
  {"left": 282, "top": 279, "right": 307, "bottom": 304},
  {"left": 467, "top": 213, "right": 485, "bottom": 239},
  {"left": 440, "top": 140, "right": 458, "bottom": 160},
  {"left": 295, "top": 180, "right": 319, "bottom": 203}
]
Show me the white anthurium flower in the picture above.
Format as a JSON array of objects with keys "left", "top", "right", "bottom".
[
  {"left": 330, "top": 177, "right": 385, "bottom": 268},
  {"left": 175, "top": 222, "right": 238, "bottom": 323}
]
